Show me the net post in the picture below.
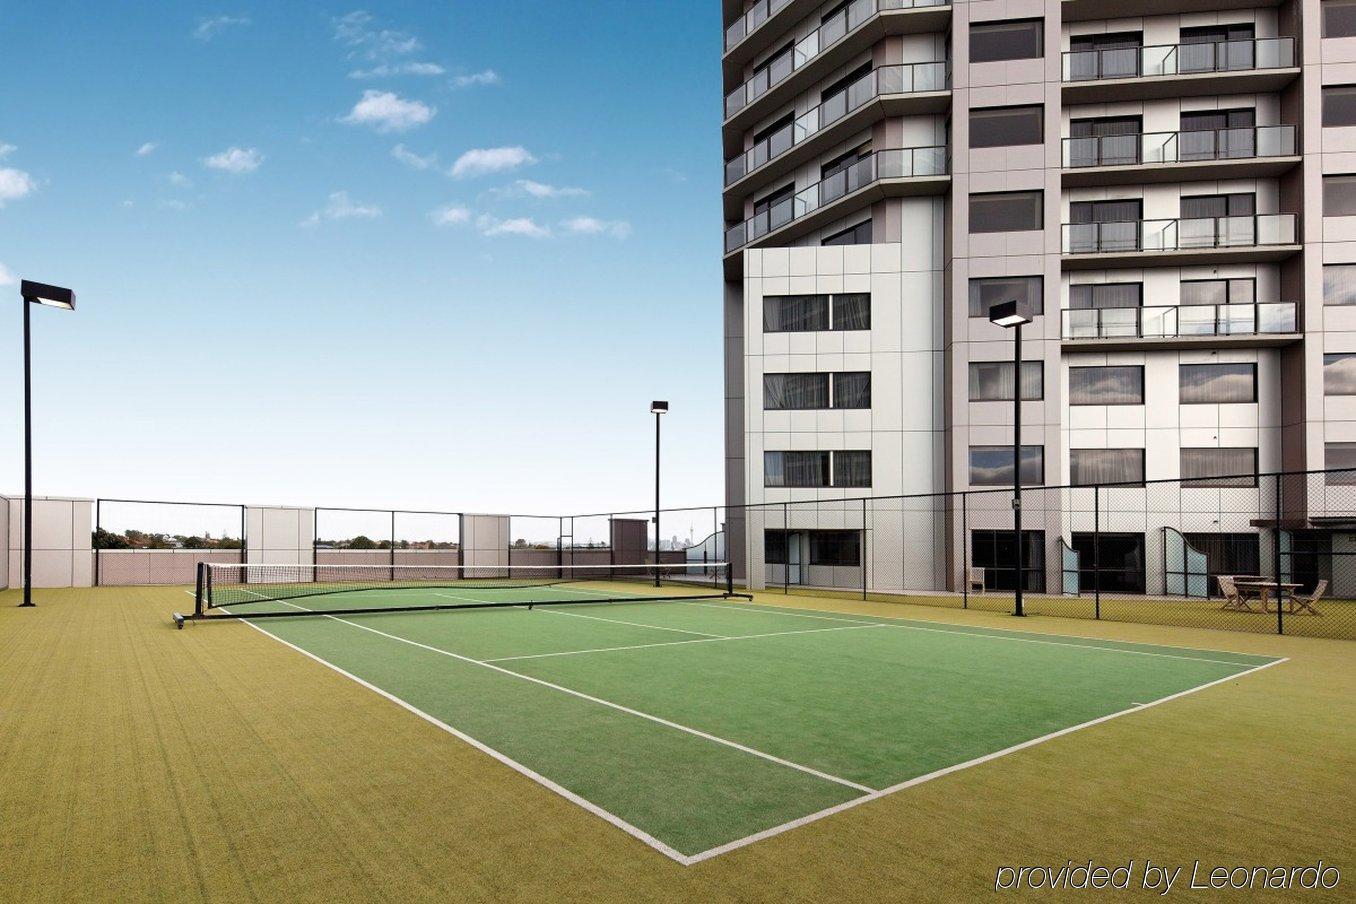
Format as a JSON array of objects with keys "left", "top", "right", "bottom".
[
  {"left": 194, "top": 563, "right": 207, "bottom": 617},
  {"left": 726, "top": 559, "right": 734, "bottom": 597}
]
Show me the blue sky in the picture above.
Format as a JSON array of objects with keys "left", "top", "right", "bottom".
[{"left": 0, "top": 2, "right": 725, "bottom": 531}]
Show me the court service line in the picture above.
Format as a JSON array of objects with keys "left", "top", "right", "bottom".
[
  {"left": 518, "top": 604, "right": 729, "bottom": 639},
  {"left": 483, "top": 623, "right": 886, "bottom": 663},
  {"left": 682, "top": 655, "right": 1289, "bottom": 864},
  {"left": 680, "top": 602, "right": 1269, "bottom": 668},
  {"left": 269, "top": 600, "right": 877, "bottom": 795}
]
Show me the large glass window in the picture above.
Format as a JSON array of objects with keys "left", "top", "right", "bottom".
[
  {"left": 1069, "top": 283, "right": 1142, "bottom": 309},
  {"left": 1325, "top": 175, "right": 1356, "bottom": 216},
  {"left": 1179, "top": 363, "right": 1257, "bottom": 404},
  {"left": 1181, "top": 448, "right": 1257, "bottom": 487},
  {"left": 763, "top": 293, "right": 870, "bottom": 331},
  {"left": 970, "top": 191, "right": 1043, "bottom": 233},
  {"left": 831, "top": 372, "right": 871, "bottom": 408},
  {"left": 1070, "top": 449, "right": 1145, "bottom": 486},
  {"left": 1071, "top": 533, "right": 1145, "bottom": 593},
  {"left": 1325, "top": 443, "right": 1356, "bottom": 483},
  {"left": 809, "top": 530, "right": 861, "bottom": 566},
  {"left": 1069, "top": 366, "right": 1144, "bottom": 405},
  {"left": 970, "top": 19, "right": 1044, "bottom": 63},
  {"left": 968, "top": 361, "right": 1043, "bottom": 401},
  {"left": 1183, "top": 533, "right": 1261, "bottom": 596},
  {"left": 1324, "top": 354, "right": 1356, "bottom": 395},
  {"left": 969, "top": 445, "right": 1044, "bottom": 486},
  {"left": 970, "top": 529, "right": 1045, "bottom": 591},
  {"left": 1323, "top": 85, "right": 1356, "bottom": 126},
  {"left": 764, "top": 451, "right": 870, "bottom": 487},
  {"left": 970, "top": 105, "right": 1043, "bottom": 148},
  {"left": 1182, "top": 192, "right": 1255, "bottom": 219},
  {"left": 832, "top": 450, "right": 872, "bottom": 487},
  {"left": 968, "top": 276, "right": 1043, "bottom": 317},
  {"left": 1325, "top": 0, "right": 1356, "bottom": 38},
  {"left": 763, "top": 373, "right": 829, "bottom": 410},
  {"left": 1180, "top": 278, "right": 1255, "bottom": 306},
  {"left": 1325, "top": 265, "right": 1356, "bottom": 305},
  {"left": 822, "top": 220, "right": 873, "bottom": 246}
]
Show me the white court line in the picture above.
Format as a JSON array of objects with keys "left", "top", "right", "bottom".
[
  {"left": 267, "top": 600, "right": 875, "bottom": 795},
  {"left": 483, "top": 623, "right": 886, "bottom": 663},
  {"left": 682, "top": 655, "right": 1288, "bottom": 864},
  {"left": 680, "top": 602, "right": 1270, "bottom": 669},
  {"left": 525, "top": 604, "right": 727, "bottom": 638}
]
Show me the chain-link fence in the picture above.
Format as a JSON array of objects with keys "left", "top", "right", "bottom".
[{"left": 94, "top": 499, "right": 245, "bottom": 585}]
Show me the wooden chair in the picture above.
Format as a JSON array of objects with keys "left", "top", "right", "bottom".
[
  {"left": 1217, "top": 575, "right": 1247, "bottom": 611},
  {"left": 1288, "top": 580, "right": 1327, "bottom": 616},
  {"left": 967, "top": 567, "right": 986, "bottom": 593}
]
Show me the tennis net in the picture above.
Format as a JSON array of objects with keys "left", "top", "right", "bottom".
[{"left": 177, "top": 561, "right": 738, "bottom": 626}]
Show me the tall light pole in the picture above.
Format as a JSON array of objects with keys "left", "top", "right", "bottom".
[
  {"left": 989, "top": 299, "right": 1034, "bottom": 618},
  {"left": 651, "top": 401, "right": 668, "bottom": 587},
  {"left": 19, "top": 281, "right": 77, "bottom": 608}
]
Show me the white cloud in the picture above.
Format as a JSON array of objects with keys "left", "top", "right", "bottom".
[
  {"left": 193, "top": 15, "right": 250, "bottom": 41},
  {"left": 450, "top": 146, "right": 535, "bottom": 179},
  {"left": 511, "top": 179, "right": 587, "bottom": 199},
  {"left": 340, "top": 90, "right": 434, "bottom": 133},
  {"left": 300, "top": 190, "right": 382, "bottom": 227},
  {"left": 135, "top": 142, "right": 158, "bottom": 157},
  {"left": 0, "top": 167, "right": 37, "bottom": 206},
  {"left": 0, "top": 143, "right": 14, "bottom": 159},
  {"left": 429, "top": 204, "right": 470, "bottom": 226},
  {"left": 476, "top": 214, "right": 550, "bottom": 238},
  {"left": 202, "top": 146, "right": 263, "bottom": 174},
  {"left": 452, "top": 69, "right": 500, "bottom": 89},
  {"left": 167, "top": 171, "right": 192, "bottom": 188},
  {"left": 159, "top": 199, "right": 190, "bottom": 212},
  {"left": 0, "top": 262, "right": 15, "bottom": 286},
  {"left": 349, "top": 61, "right": 445, "bottom": 79},
  {"left": 562, "top": 216, "right": 632, "bottom": 239},
  {"left": 391, "top": 143, "right": 435, "bottom": 170},
  {"left": 333, "top": 11, "right": 420, "bottom": 59}
]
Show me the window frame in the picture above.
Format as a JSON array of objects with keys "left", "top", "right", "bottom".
[
  {"left": 969, "top": 445, "right": 1045, "bottom": 487},
  {"left": 969, "top": 190, "right": 1044, "bottom": 233},
  {"left": 1068, "top": 365, "right": 1145, "bottom": 406},
  {"left": 970, "top": 18, "right": 1045, "bottom": 64},
  {"left": 1324, "top": 353, "right": 1356, "bottom": 395},
  {"left": 1324, "top": 174, "right": 1356, "bottom": 216},
  {"left": 1325, "top": 264, "right": 1356, "bottom": 306},
  {"left": 1178, "top": 363, "right": 1258, "bottom": 404},
  {"left": 1324, "top": 0, "right": 1356, "bottom": 39},
  {"left": 968, "top": 276, "right": 1044, "bottom": 317},
  {"left": 968, "top": 360, "right": 1043, "bottom": 401},
  {"left": 1180, "top": 447, "right": 1258, "bottom": 488},
  {"left": 1069, "top": 448, "right": 1146, "bottom": 487},
  {"left": 1322, "top": 84, "right": 1356, "bottom": 127},
  {"left": 969, "top": 104, "right": 1045, "bottom": 149}
]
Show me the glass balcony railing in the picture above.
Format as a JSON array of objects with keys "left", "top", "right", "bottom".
[
  {"left": 1062, "top": 125, "right": 1297, "bottom": 169},
  {"left": 724, "top": 0, "right": 948, "bottom": 118},
  {"left": 725, "top": 0, "right": 794, "bottom": 52},
  {"left": 1062, "top": 302, "right": 1298, "bottom": 340},
  {"left": 725, "top": 146, "right": 948, "bottom": 252},
  {"left": 1061, "top": 37, "right": 1295, "bottom": 83},
  {"left": 1061, "top": 214, "right": 1297, "bottom": 255},
  {"left": 725, "top": 62, "right": 949, "bottom": 185}
]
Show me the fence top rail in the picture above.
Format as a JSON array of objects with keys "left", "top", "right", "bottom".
[{"left": 97, "top": 497, "right": 247, "bottom": 508}]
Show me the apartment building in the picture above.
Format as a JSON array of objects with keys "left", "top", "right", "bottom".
[{"left": 722, "top": 0, "right": 1356, "bottom": 593}]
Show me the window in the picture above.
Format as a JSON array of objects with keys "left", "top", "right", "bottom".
[
  {"left": 821, "top": 62, "right": 873, "bottom": 107},
  {"left": 764, "top": 451, "right": 870, "bottom": 487},
  {"left": 754, "top": 183, "right": 795, "bottom": 218},
  {"left": 1067, "top": 116, "right": 1142, "bottom": 166},
  {"left": 1181, "top": 192, "right": 1255, "bottom": 219},
  {"left": 1071, "top": 533, "right": 1145, "bottom": 593},
  {"left": 833, "top": 450, "right": 872, "bottom": 487},
  {"left": 1181, "top": 448, "right": 1257, "bottom": 487},
  {"left": 1326, "top": 264, "right": 1356, "bottom": 305},
  {"left": 1068, "top": 32, "right": 1143, "bottom": 80},
  {"left": 1069, "top": 283, "right": 1142, "bottom": 309},
  {"left": 1325, "top": 0, "right": 1356, "bottom": 38},
  {"left": 1181, "top": 278, "right": 1255, "bottom": 306},
  {"left": 764, "top": 529, "right": 789, "bottom": 565},
  {"left": 1180, "top": 108, "right": 1255, "bottom": 131},
  {"left": 810, "top": 530, "right": 861, "bottom": 566},
  {"left": 763, "top": 373, "right": 829, "bottom": 410},
  {"left": 1183, "top": 533, "right": 1260, "bottom": 597},
  {"left": 831, "top": 372, "right": 871, "bottom": 408},
  {"left": 1325, "top": 354, "right": 1356, "bottom": 395},
  {"left": 970, "top": 19, "right": 1043, "bottom": 63},
  {"left": 968, "top": 361, "right": 1043, "bottom": 401},
  {"left": 1179, "top": 109, "right": 1257, "bottom": 160},
  {"left": 753, "top": 43, "right": 794, "bottom": 84},
  {"left": 1325, "top": 175, "right": 1356, "bottom": 216},
  {"left": 1179, "top": 24, "right": 1255, "bottom": 73},
  {"left": 821, "top": 145, "right": 871, "bottom": 181},
  {"left": 970, "top": 529, "right": 1045, "bottom": 591},
  {"left": 970, "top": 105, "right": 1043, "bottom": 148},
  {"left": 969, "top": 276, "right": 1043, "bottom": 317},
  {"left": 763, "top": 293, "right": 870, "bottom": 331},
  {"left": 1070, "top": 449, "right": 1145, "bottom": 486},
  {"left": 822, "top": 220, "right": 873, "bottom": 246},
  {"left": 1326, "top": 442, "right": 1356, "bottom": 483},
  {"left": 1323, "top": 85, "right": 1356, "bottom": 127},
  {"left": 1069, "top": 366, "right": 1144, "bottom": 405},
  {"left": 1180, "top": 363, "right": 1257, "bottom": 404},
  {"left": 970, "top": 191, "right": 1043, "bottom": 232},
  {"left": 969, "top": 445, "right": 1044, "bottom": 486}
]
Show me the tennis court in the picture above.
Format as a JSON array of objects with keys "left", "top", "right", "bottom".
[{"left": 189, "top": 567, "right": 1283, "bottom": 865}]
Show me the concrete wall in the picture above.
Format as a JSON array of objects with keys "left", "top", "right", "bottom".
[
  {"left": 6, "top": 496, "right": 94, "bottom": 588},
  {"left": 461, "top": 514, "right": 510, "bottom": 570},
  {"left": 95, "top": 549, "right": 242, "bottom": 586},
  {"left": 245, "top": 506, "right": 314, "bottom": 566},
  {"left": 0, "top": 495, "right": 9, "bottom": 589}
]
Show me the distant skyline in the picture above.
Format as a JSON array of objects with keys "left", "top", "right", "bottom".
[{"left": 0, "top": 2, "right": 723, "bottom": 517}]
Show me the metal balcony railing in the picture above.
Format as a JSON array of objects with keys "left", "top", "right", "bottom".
[
  {"left": 725, "top": 0, "right": 795, "bottom": 52},
  {"left": 725, "top": 62, "right": 949, "bottom": 185},
  {"left": 1061, "top": 37, "right": 1295, "bottom": 83},
  {"left": 1061, "top": 214, "right": 1298, "bottom": 255},
  {"left": 1062, "top": 302, "right": 1298, "bottom": 340},
  {"left": 1062, "top": 125, "right": 1297, "bottom": 169},
  {"left": 724, "top": 146, "right": 948, "bottom": 253},
  {"left": 724, "top": 0, "right": 948, "bottom": 118}
]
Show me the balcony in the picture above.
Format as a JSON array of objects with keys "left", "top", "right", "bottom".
[
  {"left": 1062, "top": 126, "right": 1298, "bottom": 187},
  {"left": 723, "top": 146, "right": 948, "bottom": 259},
  {"left": 724, "top": 0, "right": 795, "bottom": 56},
  {"left": 1061, "top": 214, "right": 1300, "bottom": 269},
  {"left": 1062, "top": 0, "right": 1285, "bottom": 24},
  {"left": 723, "top": 0, "right": 951, "bottom": 135},
  {"left": 724, "top": 62, "right": 949, "bottom": 202},
  {"left": 1061, "top": 38, "right": 1297, "bottom": 102},
  {"left": 1062, "top": 302, "right": 1300, "bottom": 351}
]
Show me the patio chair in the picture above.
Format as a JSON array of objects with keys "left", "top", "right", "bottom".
[
  {"left": 967, "top": 567, "right": 986, "bottom": 593},
  {"left": 1217, "top": 575, "right": 1247, "bottom": 611},
  {"left": 1288, "top": 580, "right": 1327, "bottom": 616}
]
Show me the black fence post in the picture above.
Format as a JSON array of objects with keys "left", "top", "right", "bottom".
[
  {"left": 961, "top": 492, "right": 968, "bottom": 609},
  {"left": 861, "top": 497, "right": 868, "bottom": 601},
  {"left": 1275, "top": 473, "right": 1284, "bottom": 636},
  {"left": 390, "top": 511, "right": 396, "bottom": 582},
  {"left": 783, "top": 502, "right": 790, "bottom": 595},
  {"left": 1094, "top": 484, "right": 1101, "bottom": 620},
  {"left": 94, "top": 498, "right": 101, "bottom": 587}
]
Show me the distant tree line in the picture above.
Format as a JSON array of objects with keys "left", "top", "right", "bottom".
[
  {"left": 315, "top": 537, "right": 459, "bottom": 550},
  {"left": 93, "top": 528, "right": 243, "bottom": 550}
]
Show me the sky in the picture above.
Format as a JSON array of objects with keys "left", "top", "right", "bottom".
[{"left": 0, "top": 2, "right": 726, "bottom": 530}]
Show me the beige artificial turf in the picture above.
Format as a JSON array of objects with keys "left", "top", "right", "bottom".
[{"left": 0, "top": 586, "right": 1351, "bottom": 903}]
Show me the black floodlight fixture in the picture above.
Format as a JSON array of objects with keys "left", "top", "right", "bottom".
[{"left": 988, "top": 298, "right": 1032, "bottom": 328}]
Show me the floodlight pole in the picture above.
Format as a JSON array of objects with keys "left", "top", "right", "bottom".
[
  {"left": 651, "top": 401, "right": 668, "bottom": 587},
  {"left": 1012, "top": 321, "right": 1024, "bottom": 618},
  {"left": 21, "top": 296, "right": 33, "bottom": 607}
]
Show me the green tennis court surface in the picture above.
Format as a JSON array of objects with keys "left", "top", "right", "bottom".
[{"left": 217, "top": 591, "right": 1283, "bottom": 864}]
